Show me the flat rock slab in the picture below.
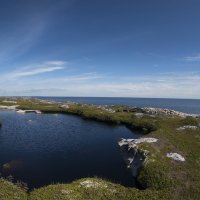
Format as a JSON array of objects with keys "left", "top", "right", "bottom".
[
  {"left": 0, "top": 105, "right": 18, "bottom": 110},
  {"left": 134, "top": 113, "right": 144, "bottom": 118},
  {"left": 118, "top": 138, "right": 158, "bottom": 149},
  {"left": 177, "top": 125, "right": 198, "bottom": 131},
  {"left": 167, "top": 153, "right": 185, "bottom": 162}
]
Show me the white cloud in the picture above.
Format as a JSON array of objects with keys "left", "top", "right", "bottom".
[
  {"left": 45, "top": 61, "right": 66, "bottom": 66},
  {"left": 38, "top": 72, "right": 103, "bottom": 83},
  {"left": 184, "top": 54, "right": 200, "bottom": 61},
  {"left": 12, "top": 66, "right": 64, "bottom": 78},
  {"left": 1, "top": 66, "right": 200, "bottom": 98},
  {"left": 8, "top": 60, "right": 65, "bottom": 78}
]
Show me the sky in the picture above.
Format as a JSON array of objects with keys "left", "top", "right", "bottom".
[{"left": 0, "top": 0, "right": 200, "bottom": 98}]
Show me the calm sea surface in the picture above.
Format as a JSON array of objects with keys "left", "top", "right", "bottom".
[
  {"left": 0, "top": 110, "right": 139, "bottom": 190},
  {"left": 38, "top": 97, "right": 200, "bottom": 114}
]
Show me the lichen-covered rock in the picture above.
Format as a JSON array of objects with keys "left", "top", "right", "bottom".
[
  {"left": 118, "top": 138, "right": 158, "bottom": 149},
  {"left": 176, "top": 125, "right": 198, "bottom": 131},
  {"left": 166, "top": 153, "right": 185, "bottom": 162}
]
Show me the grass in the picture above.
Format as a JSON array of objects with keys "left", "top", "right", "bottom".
[
  {"left": 0, "top": 178, "right": 27, "bottom": 200},
  {"left": 28, "top": 178, "right": 170, "bottom": 200},
  {"left": 0, "top": 97, "right": 200, "bottom": 199}
]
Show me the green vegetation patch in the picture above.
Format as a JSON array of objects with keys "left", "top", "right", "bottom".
[
  {"left": 0, "top": 178, "right": 27, "bottom": 200},
  {"left": 29, "top": 178, "right": 170, "bottom": 200}
]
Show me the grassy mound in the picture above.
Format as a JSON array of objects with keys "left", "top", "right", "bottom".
[{"left": 29, "top": 178, "right": 169, "bottom": 200}]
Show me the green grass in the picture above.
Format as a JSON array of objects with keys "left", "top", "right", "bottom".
[
  {"left": 0, "top": 178, "right": 27, "bottom": 200},
  {"left": 28, "top": 178, "right": 170, "bottom": 200}
]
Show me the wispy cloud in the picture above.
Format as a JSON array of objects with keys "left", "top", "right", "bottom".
[
  {"left": 9, "top": 60, "right": 65, "bottom": 78},
  {"left": 12, "top": 66, "right": 64, "bottom": 78},
  {"left": 39, "top": 72, "right": 103, "bottom": 83},
  {"left": 184, "top": 54, "right": 200, "bottom": 61},
  {"left": 0, "top": 2, "right": 69, "bottom": 65},
  {"left": 45, "top": 61, "right": 66, "bottom": 66},
  {"left": 0, "top": 17, "right": 47, "bottom": 64}
]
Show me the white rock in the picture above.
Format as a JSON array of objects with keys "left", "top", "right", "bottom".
[
  {"left": 0, "top": 105, "right": 18, "bottom": 110},
  {"left": 166, "top": 153, "right": 185, "bottom": 162},
  {"left": 16, "top": 110, "right": 42, "bottom": 114},
  {"left": 16, "top": 110, "right": 26, "bottom": 114},
  {"left": 134, "top": 113, "right": 144, "bottom": 118},
  {"left": 35, "top": 110, "right": 42, "bottom": 114},
  {"left": 142, "top": 107, "right": 200, "bottom": 118},
  {"left": 177, "top": 125, "right": 198, "bottom": 131},
  {"left": 2, "top": 100, "right": 17, "bottom": 104},
  {"left": 60, "top": 104, "right": 69, "bottom": 109},
  {"left": 118, "top": 138, "right": 158, "bottom": 149}
]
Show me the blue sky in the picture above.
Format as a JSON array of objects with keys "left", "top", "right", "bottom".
[{"left": 0, "top": 0, "right": 200, "bottom": 98}]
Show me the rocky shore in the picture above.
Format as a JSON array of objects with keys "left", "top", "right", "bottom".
[{"left": 142, "top": 107, "right": 200, "bottom": 118}]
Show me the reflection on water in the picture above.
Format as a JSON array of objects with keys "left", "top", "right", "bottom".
[
  {"left": 2, "top": 160, "right": 24, "bottom": 174},
  {"left": 0, "top": 110, "right": 140, "bottom": 189}
]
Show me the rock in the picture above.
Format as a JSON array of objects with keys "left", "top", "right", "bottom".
[
  {"left": 118, "top": 138, "right": 158, "bottom": 149},
  {"left": 0, "top": 105, "right": 19, "bottom": 110},
  {"left": 166, "top": 153, "right": 185, "bottom": 162},
  {"left": 142, "top": 107, "right": 200, "bottom": 118},
  {"left": 16, "top": 110, "right": 42, "bottom": 114},
  {"left": 35, "top": 110, "right": 42, "bottom": 114},
  {"left": 97, "top": 105, "right": 115, "bottom": 113},
  {"left": 16, "top": 110, "right": 26, "bottom": 114},
  {"left": 59, "top": 104, "right": 69, "bottom": 109},
  {"left": 118, "top": 137, "right": 158, "bottom": 177},
  {"left": 177, "top": 125, "right": 198, "bottom": 131},
  {"left": 2, "top": 100, "right": 17, "bottom": 104},
  {"left": 134, "top": 113, "right": 144, "bottom": 118}
]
